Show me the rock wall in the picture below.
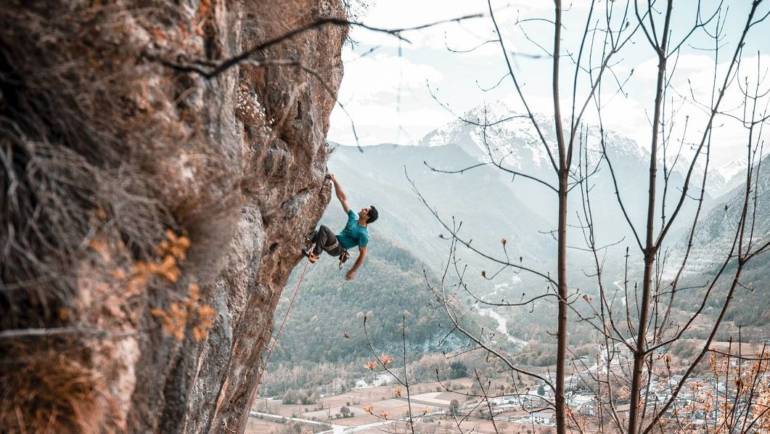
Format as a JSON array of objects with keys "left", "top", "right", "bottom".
[{"left": 0, "top": 1, "right": 346, "bottom": 432}]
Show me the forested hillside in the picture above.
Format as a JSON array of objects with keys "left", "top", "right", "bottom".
[
  {"left": 268, "top": 236, "right": 480, "bottom": 364},
  {"left": 671, "top": 154, "right": 770, "bottom": 336}
]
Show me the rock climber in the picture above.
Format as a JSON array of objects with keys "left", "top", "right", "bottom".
[{"left": 304, "top": 173, "right": 378, "bottom": 280}]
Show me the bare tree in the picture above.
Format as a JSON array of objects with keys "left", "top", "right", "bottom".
[
  {"left": 420, "top": 1, "right": 639, "bottom": 432},
  {"left": 564, "top": 1, "right": 770, "bottom": 433},
  {"left": 417, "top": 0, "right": 770, "bottom": 433},
  {"left": 579, "top": 2, "right": 770, "bottom": 432}
]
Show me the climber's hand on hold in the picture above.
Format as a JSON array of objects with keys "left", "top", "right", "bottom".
[{"left": 345, "top": 269, "right": 355, "bottom": 281}]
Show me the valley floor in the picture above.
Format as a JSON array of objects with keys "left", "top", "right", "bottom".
[{"left": 247, "top": 378, "right": 560, "bottom": 434}]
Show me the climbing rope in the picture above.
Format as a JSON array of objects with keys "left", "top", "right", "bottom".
[
  {"left": 263, "top": 261, "right": 310, "bottom": 364},
  {"left": 262, "top": 173, "right": 332, "bottom": 364}
]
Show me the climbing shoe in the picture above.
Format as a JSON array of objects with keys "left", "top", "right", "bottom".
[{"left": 303, "top": 248, "right": 319, "bottom": 263}]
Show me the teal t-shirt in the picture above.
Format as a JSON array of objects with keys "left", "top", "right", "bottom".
[{"left": 336, "top": 210, "right": 369, "bottom": 249}]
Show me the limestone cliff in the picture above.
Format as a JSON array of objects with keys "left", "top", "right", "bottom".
[{"left": 0, "top": 1, "right": 346, "bottom": 432}]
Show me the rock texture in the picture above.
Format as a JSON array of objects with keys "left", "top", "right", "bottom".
[{"left": 0, "top": 1, "right": 346, "bottom": 432}]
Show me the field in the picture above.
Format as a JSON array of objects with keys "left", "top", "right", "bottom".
[{"left": 247, "top": 378, "right": 559, "bottom": 434}]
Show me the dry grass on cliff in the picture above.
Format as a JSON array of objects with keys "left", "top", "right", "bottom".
[
  {"left": 0, "top": 342, "right": 115, "bottom": 434},
  {"left": 0, "top": 5, "right": 177, "bottom": 430},
  {"left": 0, "top": 139, "right": 170, "bottom": 326},
  {"left": 0, "top": 3, "right": 174, "bottom": 328}
]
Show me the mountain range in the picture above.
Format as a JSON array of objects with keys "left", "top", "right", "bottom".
[{"left": 270, "top": 104, "right": 769, "bottom": 367}]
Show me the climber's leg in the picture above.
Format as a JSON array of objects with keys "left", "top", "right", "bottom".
[
  {"left": 304, "top": 225, "right": 337, "bottom": 263},
  {"left": 312, "top": 225, "right": 336, "bottom": 255}
]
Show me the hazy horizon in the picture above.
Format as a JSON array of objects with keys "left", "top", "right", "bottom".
[{"left": 329, "top": 0, "right": 770, "bottom": 176}]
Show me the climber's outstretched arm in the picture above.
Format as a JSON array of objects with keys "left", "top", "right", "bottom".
[
  {"left": 345, "top": 246, "right": 366, "bottom": 280},
  {"left": 327, "top": 173, "right": 350, "bottom": 213}
]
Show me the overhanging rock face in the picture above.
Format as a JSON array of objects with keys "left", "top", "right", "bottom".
[{"left": 0, "top": 1, "right": 346, "bottom": 432}]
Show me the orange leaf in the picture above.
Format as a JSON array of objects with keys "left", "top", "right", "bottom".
[
  {"left": 177, "top": 235, "right": 191, "bottom": 249},
  {"left": 380, "top": 354, "right": 393, "bottom": 366},
  {"left": 151, "top": 308, "right": 166, "bottom": 318},
  {"left": 188, "top": 283, "right": 200, "bottom": 300}
]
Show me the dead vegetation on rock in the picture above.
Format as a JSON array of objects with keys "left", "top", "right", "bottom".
[{"left": 0, "top": 1, "right": 347, "bottom": 432}]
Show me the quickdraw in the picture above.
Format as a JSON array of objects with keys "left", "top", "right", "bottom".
[{"left": 338, "top": 249, "right": 350, "bottom": 270}]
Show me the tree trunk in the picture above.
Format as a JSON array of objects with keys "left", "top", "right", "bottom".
[
  {"left": 556, "top": 171, "right": 569, "bottom": 434},
  {"left": 552, "top": 2, "right": 567, "bottom": 433},
  {"left": 627, "top": 2, "right": 672, "bottom": 431}
]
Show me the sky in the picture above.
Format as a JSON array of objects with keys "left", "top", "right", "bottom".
[{"left": 327, "top": 0, "right": 770, "bottom": 177}]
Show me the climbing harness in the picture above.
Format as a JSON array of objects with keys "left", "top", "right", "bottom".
[
  {"left": 263, "top": 261, "right": 310, "bottom": 364},
  {"left": 306, "top": 231, "right": 349, "bottom": 270}
]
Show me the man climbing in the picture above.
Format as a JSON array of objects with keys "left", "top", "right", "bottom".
[{"left": 305, "top": 173, "right": 378, "bottom": 280}]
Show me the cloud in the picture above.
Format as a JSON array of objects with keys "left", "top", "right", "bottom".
[
  {"left": 338, "top": 51, "right": 443, "bottom": 103},
  {"left": 329, "top": 1, "right": 770, "bottom": 173},
  {"left": 632, "top": 54, "right": 715, "bottom": 82},
  {"left": 593, "top": 53, "right": 770, "bottom": 169},
  {"left": 348, "top": 0, "right": 559, "bottom": 53},
  {"left": 328, "top": 51, "right": 450, "bottom": 145},
  {"left": 328, "top": 105, "right": 451, "bottom": 146}
]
